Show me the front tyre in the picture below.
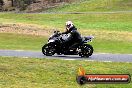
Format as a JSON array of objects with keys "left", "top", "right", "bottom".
[
  {"left": 42, "top": 44, "right": 55, "bottom": 56},
  {"left": 79, "top": 44, "right": 93, "bottom": 58}
]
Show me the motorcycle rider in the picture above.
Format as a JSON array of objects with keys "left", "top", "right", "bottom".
[{"left": 61, "top": 21, "right": 82, "bottom": 51}]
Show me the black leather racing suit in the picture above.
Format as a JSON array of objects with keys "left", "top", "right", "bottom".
[{"left": 62, "top": 26, "right": 82, "bottom": 49}]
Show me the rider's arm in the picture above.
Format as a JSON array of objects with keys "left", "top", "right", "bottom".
[
  {"left": 64, "top": 30, "right": 75, "bottom": 42},
  {"left": 61, "top": 28, "right": 69, "bottom": 34},
  {"left": 61, "top": 31, "right": 68, "bottom": 34}
]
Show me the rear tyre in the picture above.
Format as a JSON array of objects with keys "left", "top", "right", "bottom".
[
  {"left": 79, "top": 44, "right": 93, "bottom": 58},
  {"left": 42, "top": 44, "right": 55, "bottom": 56}
]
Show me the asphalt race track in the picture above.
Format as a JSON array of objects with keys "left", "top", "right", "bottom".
[{"left": 0, "top": 50, "right": 132, "bottom": 62}]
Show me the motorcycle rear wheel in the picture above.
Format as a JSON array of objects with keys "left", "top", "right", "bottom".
[{"left": 79, "top": 44, "right": 93, "bottom": 58}]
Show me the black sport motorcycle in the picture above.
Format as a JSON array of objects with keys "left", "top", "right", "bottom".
[{"left": 42, "top": 31, "right": 94, "bottom": 57}]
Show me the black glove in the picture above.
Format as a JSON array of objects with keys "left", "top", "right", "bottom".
[{"left": 58, "top": 33, "right": 62, "bottom": 35}]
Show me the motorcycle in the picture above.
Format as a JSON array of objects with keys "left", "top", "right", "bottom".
[{"left": 42, "top": 31, "right": 94, "bottom": 57}]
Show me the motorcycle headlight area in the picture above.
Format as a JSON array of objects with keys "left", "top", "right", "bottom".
[{"left": 48, "top": 39, "right": 55, "bottom": 43}]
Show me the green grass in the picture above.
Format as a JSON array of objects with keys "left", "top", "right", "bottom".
[
  {"left": 45, "top": 0, "right": 132, "bottom": 12},
  {"left": 0, "top": 56, "right": 132, "bottom": 88},
  {"left": 0, "top": 33, "right": 47, "bottom": 51},
  {"left": 0, "top": 13, "right": 132, "bottom": 31},
  {"left": 0, "top": 13, "right": 131, "bottom": 53},
  {"left": 0, "top": 33, "right": 131, "bottom": 53},
  {"left": 90, "top": 39, "right": 132, "bottom": 53}
]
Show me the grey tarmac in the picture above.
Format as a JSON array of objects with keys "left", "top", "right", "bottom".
[{"left": 0, "top": 50, "right": 132, "bottom": 62}]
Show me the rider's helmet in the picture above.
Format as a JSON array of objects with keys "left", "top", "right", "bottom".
[{"left": 65, "top": 21, "right": 74, "bottom": 29}]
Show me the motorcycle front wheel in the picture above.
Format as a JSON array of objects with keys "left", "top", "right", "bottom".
[{"left": 42, "top": 44, "right": 56, "bottom": 56}]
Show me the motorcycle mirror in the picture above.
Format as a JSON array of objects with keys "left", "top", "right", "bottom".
[
  {"left": 54, "top": 30, "right": 60, "bottom": 33},
  {"left": 54, "top": 31, "right": 57, "bottom": 33}
]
